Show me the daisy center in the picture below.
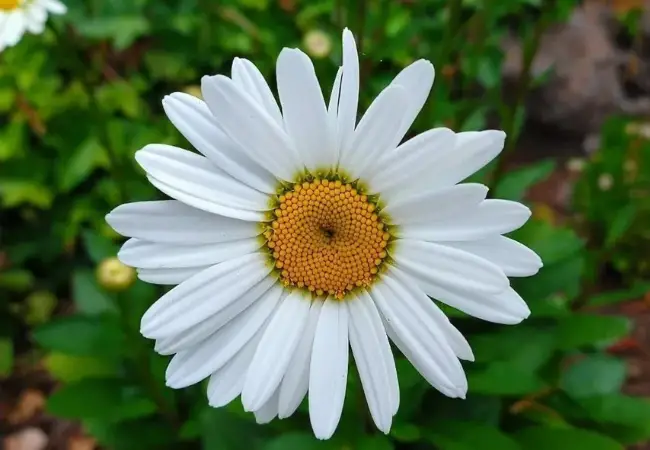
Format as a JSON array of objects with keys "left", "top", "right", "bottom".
[
  {"left": 265, "top": 178, "right": 390, "bottom": 299},
  {"left": 0, "top": 0, "right": 20, "bottom": 10}
]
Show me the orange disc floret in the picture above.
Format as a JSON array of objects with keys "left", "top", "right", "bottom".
[{"left": 266, "top": 178, "right": 389, "bottom": 299}]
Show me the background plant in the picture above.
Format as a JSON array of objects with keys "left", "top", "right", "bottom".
[{"left": 1, "top": 0, "right": 650, "bottom": 449}]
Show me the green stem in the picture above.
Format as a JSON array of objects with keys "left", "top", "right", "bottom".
[{"left": 487, "top": 5, "right": 553, "bottom": 189}]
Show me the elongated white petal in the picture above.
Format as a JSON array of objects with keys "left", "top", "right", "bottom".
[
  {"left": 136, "top": 144, "right": 268, "bottom": 221},
  {"left": 39, "top": 0, "right": 66, "bottom": 14},
  {"left": 277, "top": 48, "right": 333, "bottom": 171},
  {"left": 384, "top": 184, "right": 489, "bottom": 225},
  {"left": 393, "top": 239, "right": 509, "bottom": 294},
  {"left": 443, "top": 236, "right": 542, "bottom": 277},
  {"left": 328, "top": 67, "right": 343, "bottom": 137},
  {"left": 371, "top": 281, "right": 466, "bottom": 398},
  {"left": 309, "top": 298, "right": 349, "bottom": 440},
  {"left": 336, "top": 28, "right": 359, "bottom": 158},
  {"left": 425, "top": 130, "right": 506, "bottom": 189},
  {"left": 278, "top": 300, "right": 323, "bottom": 419},
  {"left": 368, "top": 128, "right": 455, "bottom": 196},
  {"left": 207, "top": 326, "right": 264, "bottom": 408},
  {"left": 106, "top": 200, "right": 261, "bottom": 244},
  {"left": 340, "top": 85, "right": 408, "bottom": 180},
  {"left": 242, "top": 292, "right": 311, "bottom": 411},
  {"left": 140, "top": 253, "right": 270, "bottom": 339},
  {"left": 420, "top": 282, "right": 531, "bottom": 324},
  {"left": 165, "top": 285, "right": 282, "bottom": 388},
  {"left": 154, "top": 275, "right": 277, "bottom": 355},
  {"left": 378, "top": 276, "right": 467, "bottom": 389},
  {"left": 387, "top": 267, "right": 474, "bottom": 361},
  {"left": 348, "top": 292, "right": 396, "bottom": 432},
  {"left": 137, "top": 266, "right": 208, "bottom": 285},
  {"left": 398, "top": 199, "right": 532, "bottom": 241},
  {"left": 119, "top": 238, "right": 260, "bottom": 270},
  {"left": 389, "top": 59, "right": 435, "bottom": 145},
  {"left": 201, "top": 75, "right": 301, "bottom": 181},
  {"left": 254, "top": 389, "right": 279, "bottom": 424},
  {"left": 231, "top": 57, "right": 284, "bottom": 126},
  {"left": 162, "top": 93, "right": 276, "bottom": 193}
]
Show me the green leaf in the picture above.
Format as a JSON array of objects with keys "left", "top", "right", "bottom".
[
  {"left": 468, "top": 362, "right": 546, "bottom": 395},
  {"left": 47, "top": 379, "right": 156, "bottom": 422},
  {"left": 514, "top": 426, "right": 623, "bottom": 449},
  {"left": 605, "top": 204, "right": 636, "bottom": 248},
  {"left": 494, "top": 160, "right": 556, "bottom": 201},
  {"left": 577, "top": 394, "right": 650, "bottom": 442},
  {"left": 57, "top": 138, "right": 108, "bottom": 192},
  {"left": 0, "top": 269, "right": 34, "bottom": 291},
  {"left": 44, "top": 353, "right": 118, "bottom": 383},
  {"left": 0, "top": 339, "right": 13, "bottom": 377},
  {"left": 76, "top": 17, "right": 151, "bottom": 50},
  {"left": 356, "top": 435, "right": 394, "bottom": 450},
  {"left": 201, "top": 407, "right": 265, "bottom": 450},
  {"left": 427, "top": 421, "right": 521, "bottom": 450},
  {"left": 589, "top": 282, "right": 650, "bottom": 307},
  {"left": 73, "top": 269, "right": 117, "bottom": 315},
  {"left": 24, "top": 291, "right": 58, "bottom": 325},
  {"left": 0, "top": 179, "right": 53, "bottom": 208},
  {"left": 510, "top": 220, "right": 584, "bottom": 265},
  {"left": 263, "top": 432, "right": 334, "bottom": 450},
  {"left": 555, "top": 315, "right": 630, "bottom": 350},
  {"left": 33, "top": 315, "right": 125, "bottom": 360},
  {"left": 81, "top": 230, "right": 119, "bottom": 263},
  {"left": 560, "top": 355, "right": 626, "bottom": 398},
  {"left": 390, "top": 423, "right": 421, "bottom": 442},
  {"left": 470, "top": 326, "right": 556, "bottom": 370},
  {"left": 85, "top": 417, "right": 176, "bottom": 450}
]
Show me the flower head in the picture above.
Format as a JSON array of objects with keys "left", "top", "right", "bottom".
[
  {"left": 0, "top": 0, "right": 66, "bottom": 52},
  {"left": 106, "top": 28, "right": 542, "bottom": 439}
]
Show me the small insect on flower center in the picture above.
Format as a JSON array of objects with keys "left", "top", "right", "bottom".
[
  {"left": 0, "top": 0, "right": 20, "bottom": 11},
  {"left": 265, "top": 178, "right": 390, "bottom": 299}
]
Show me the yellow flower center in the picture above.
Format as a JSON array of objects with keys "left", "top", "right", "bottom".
[
  {"left": 0, "top": 0, "right": 20, "bottom": 11},
  {"left": 265, "top": 178, "right": 390, "bottom": 299}
]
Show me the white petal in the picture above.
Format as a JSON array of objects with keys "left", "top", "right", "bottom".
[
  {"left": 207, "top": 325, "right": 264, "bottom": 408},
  {"left": 140, "top": 253, "right": 270, "bottom": 339},
  {"left": 368, "top": 128, "right": 455, "bottom": 196},
  {"left": 387, "top": 267, "right": 474, "bottom": 361},
  {"left": 254, "top": 389, "right": 279, "bottom": 424},
  {"left": 389, "top": 59, "right": 435, "bottom": 145},
  {"left": 422, "top": 283, "right": 531, "bottom": 325},
  {"left": 241, "top": 291, "right": 311, "bottom": 411},
  {"left": 328, "top": 67, "right": 343, "bottom": 134},
  {"left": 383, "top": 183, "right": 489, "bottom": 225},
  {"left": 118, "top": 237, "right": 260, "bottom": 269},
  {"left": 443, "top": 236, "right": 542, "bottom": 277},
  {"left": 426, "top": 130, "right": 506, "bottom": 189},
  {"left": 393, "top": 239, "right": 509, "bottom": 294},
  {"left": 336, "top": 28, "right": 359, "bottom": 158},
  {"left": 3, "top": 11, "right": 25, "bottom": 46},
  {"left": 277, "top": 48, "right": 333, "bottom": 171},
  {"left": 278, "top": 300, "right": 323, "bottom": 419},
  {"left": 371, "top": 281, "right": 466, "bottom": 398},
  {"left": 137, "top": 266, "right": 208, "bottom": 285},
  {"left": 40, "top": 0, "right": 67, "bottom": 14},
  {"left": 154, "top": 275, "right": 277, "bottom": 355},
  {"left": 398, "top": 199, "right": 532, "bottom": 241},
  {"left": 106, "top": 200, "right": 260, "bottom": 245},
  {"left": 136, "top": 144, "right": 269, "bottom": 220},
  {"left": 309, "top": 298, "right": 349, "bottom": 440},
  {"left": 24, "top": 5, "right": 45, "bottom": 34},
  {"left": 165, "top": 284, "right": 282, "bottom": 388},
  {"left": 231, "top": 57, "right": 284, "bottom": 127},
  {"left": 348, "top": 292, "right": 396, "bottom": 432},
  {"left": 201, "top": 75, "right": 301, "bottom": 181},
  {"left": 162, "top": 93, "right": 276, "bottom": 193},
  {"left": 340, "top": 85, "right": 408, "bottom": 180}
]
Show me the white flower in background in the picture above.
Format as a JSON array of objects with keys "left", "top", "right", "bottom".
[
  {"left": 106, "top": 28, "right": 542, "bottom": 439},
  {"left": 0, "top": 0, "right": 66, "bottom": 52}
]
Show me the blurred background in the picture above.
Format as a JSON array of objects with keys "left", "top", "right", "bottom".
[{"left": 1, "top": 0, "right": 650, "bottom": 448}]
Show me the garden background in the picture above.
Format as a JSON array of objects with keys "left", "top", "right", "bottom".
[{"left": 2, "top": 0, "right": 650, "bottom": 449}]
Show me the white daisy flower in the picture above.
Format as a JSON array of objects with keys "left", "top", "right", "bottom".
[
  {"left": 106, "top": 29, "right": 542, "bottom": 439},
  {"left": 0, "top": 0, "right": 66, "bottom": 52}
]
